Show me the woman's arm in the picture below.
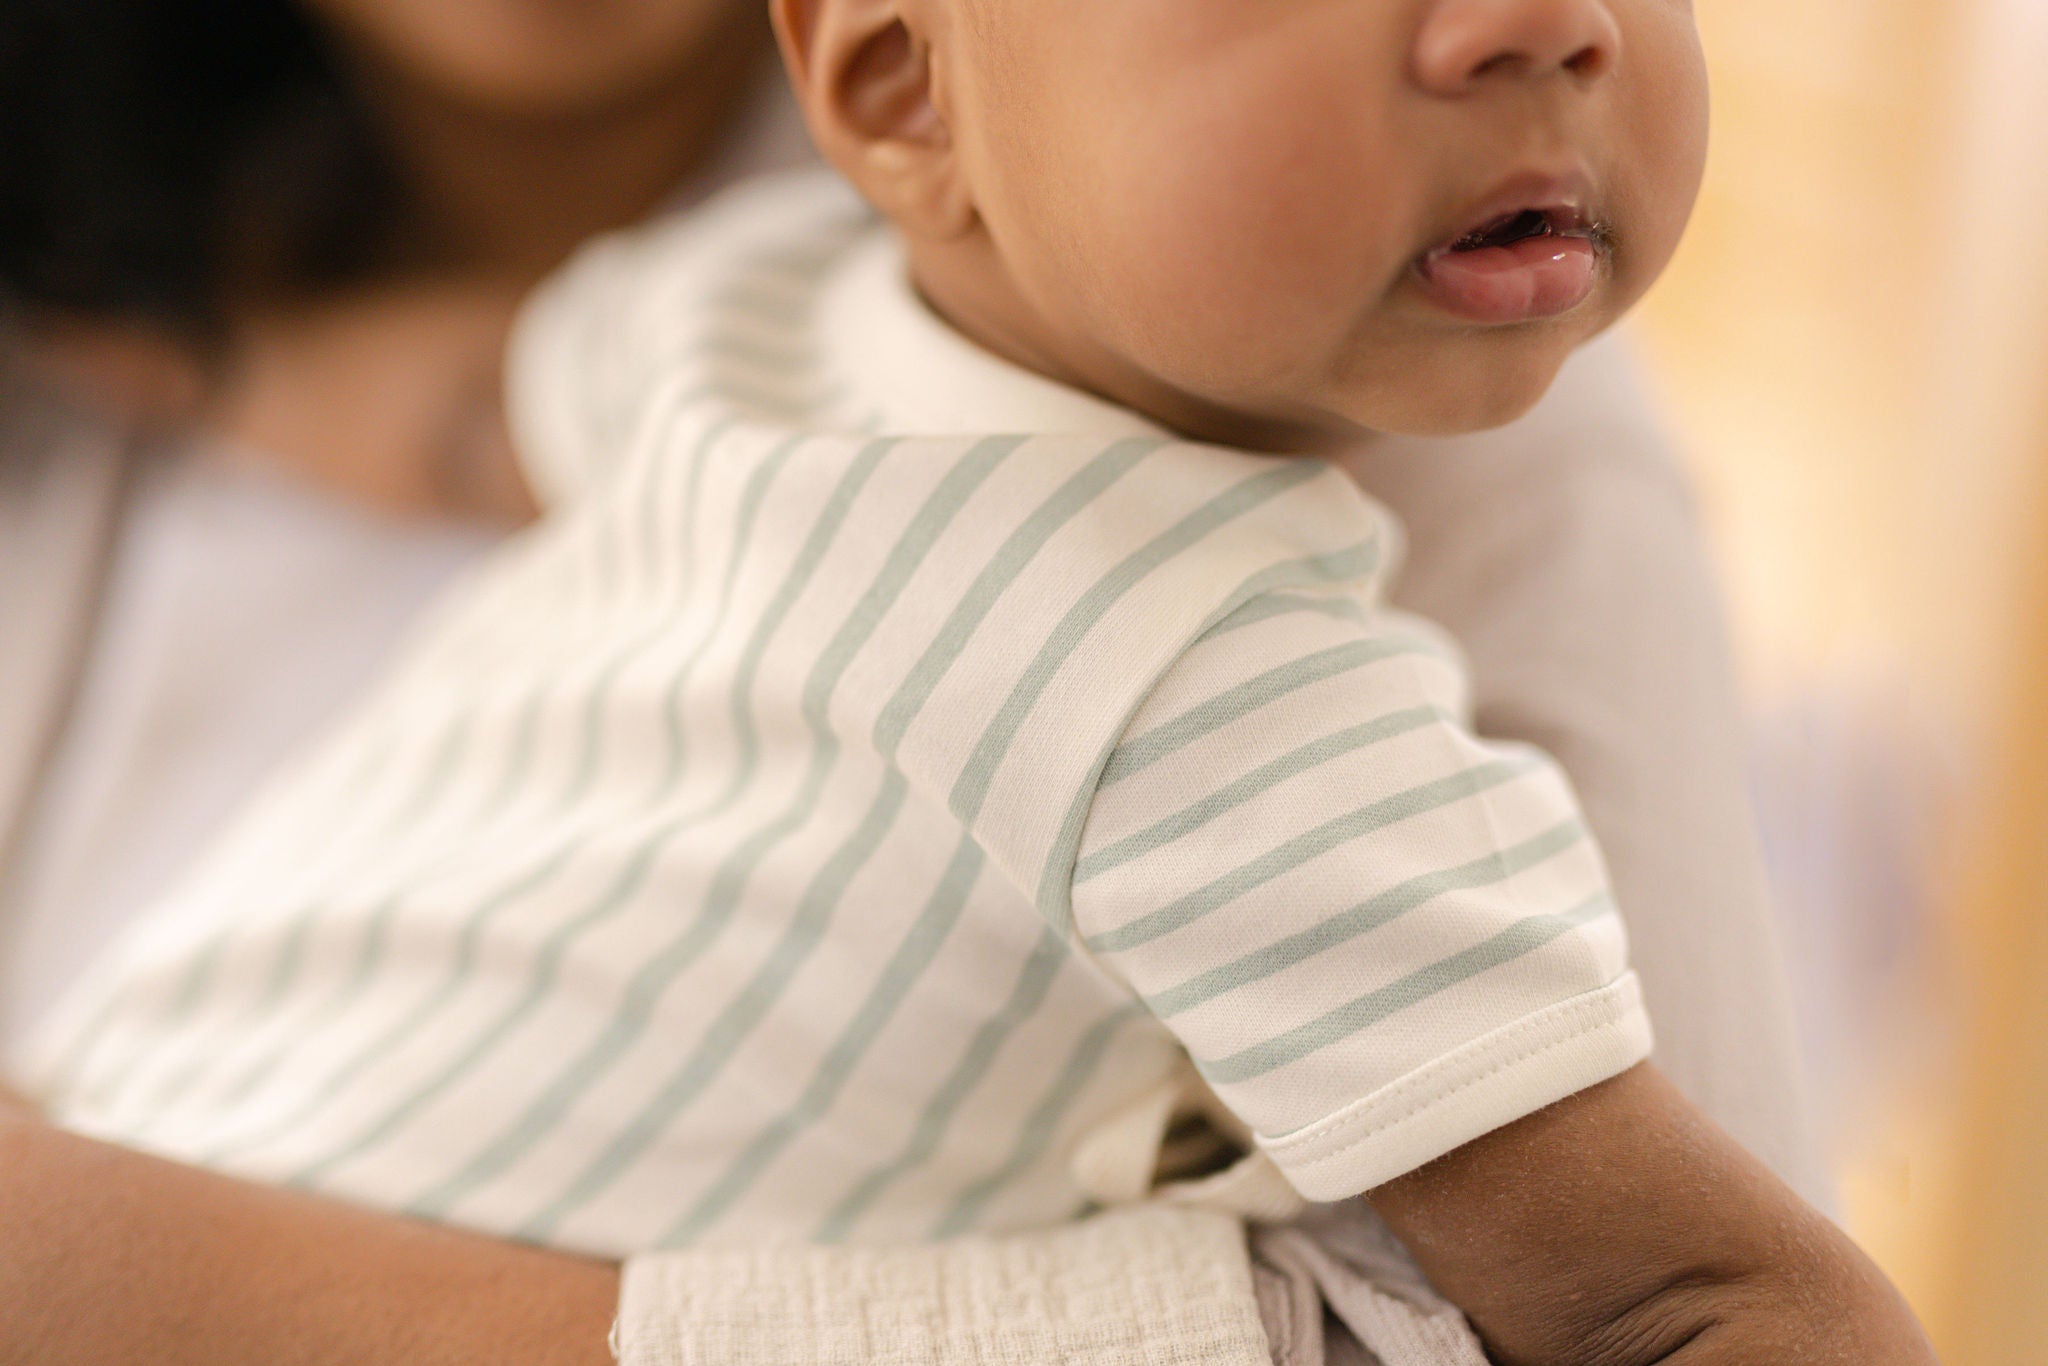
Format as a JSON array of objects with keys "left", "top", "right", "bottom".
[
  {"left": 0, "top": 1099, "right": 1282, "bottom": 1366},
  {"left": 0, "top": 1107, "right": 619, "bottom": 1366}
]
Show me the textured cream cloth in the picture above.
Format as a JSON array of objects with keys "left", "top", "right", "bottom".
[
  {"left": 612, "top": 1056, "right": 1491, "bottom": 1366},
  {"left": 613, "top": 1200, "right": 1493, "bottom": 1366},
  {"left": 613, "top": 1203, "right": 1274, "bottom": 1366}
]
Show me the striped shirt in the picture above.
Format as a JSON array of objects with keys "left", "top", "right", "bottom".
[{"left": 23, "top": 173, "right": 1650, "bottom": 1257}]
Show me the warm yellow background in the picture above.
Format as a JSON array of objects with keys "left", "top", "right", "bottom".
[{"left": 1630, "top": 0, "right": 2048, "bottom": 1360}]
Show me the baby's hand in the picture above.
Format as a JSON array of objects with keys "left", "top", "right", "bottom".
[{"left": 1368, "top": 1063, "right": 1936, "bottom": 1365}]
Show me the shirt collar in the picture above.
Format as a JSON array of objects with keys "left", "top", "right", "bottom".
[{"left": 814, "top": 225, "right": 1170, "bottom": 442}]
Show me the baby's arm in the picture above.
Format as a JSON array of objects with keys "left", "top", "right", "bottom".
[
  {"left": 1068, "top": 570, "right": 1930, "bottom": 1361},
  {"left": 1344, "top": 337, "right": 1826, "bottom": 1203},
  {"left": 1369, "top": 1061, "right": 1934, "bottom": 1365}
]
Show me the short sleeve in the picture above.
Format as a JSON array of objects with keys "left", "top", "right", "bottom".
[{"left": 1068, "top": 590, "right": 1652, "bottom": 1200}]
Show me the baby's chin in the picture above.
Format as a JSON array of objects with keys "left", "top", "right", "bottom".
[
  {"left": 1310, "top": 337, "right": 1582, "bottom": 439},
  {"left": 1153, "top": 357, "right": 1566, "bottom": 453}
]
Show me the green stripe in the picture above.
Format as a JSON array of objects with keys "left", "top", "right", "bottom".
[
  {"left": 930, "top": 1003, "right": 1143, "bottom": 1238},
  {"left": 178, "top": 412, "right": 747, "bottom": 1134},
  {"left": 658, "top": 833, "right": 986, "bottom": 1245},
  {"left": 283, "top": 833, "right": 675, "bottom": 1191},
  {"left": 1199, "top": 890, "right": 1620, "bottom": 1088},
  {"left": 192, "top": 716, "right": 561, "bottom": 1146},
  {"left": 219, "top": 669, "right": 550, "bottom": 1085},
  {"left": 509, "top": 771, "right": 913, "bottom": 1239},
  {"left": 709, "top": 278, "right": 822, "bottom": 330},
  {"left": 694, "top": 327, "right": 820, "bottom": 374},
  {"left": 871, "top": 437, "right": 1162, "bottom": 757},
  {"left": 1030, "top": 542, "right": 1382, "bottom": 936},
  {"left": 947, "top": 459, "right": 1328, "bottom": 830},
  {"left": 406, "top": 438, "right": 1019, "bottom": 1224},
  {"left": 654, "top": 431, "right": 811, "bottom": 795},
  {"left": 74, "top": 278, "right": 823, "bottom": 1130},
  {"left": 824, "top": 446, "right": 1378, "bottom": 1242},
  {"left": 1192, "top": 590, "right": 1371, "bottom": 642},
  {"left": 619, "top": 376, "right": 841, "bottom": 434},
  {"left": 562, "top": 417, "right": 731, "bottom": 804},
  {"left": 1085, "top": 757, "right": 1541, "bottom": 955},
  {"left": 1146, "top": 817, "right": 1590, "bottom": 1019},
  {"left": 204, "top": 840, "right": 581, "bottom": 1167},
  {"left": 686, "top": 437, "right": 899, "bottom": 825},
  {"left": 813, "top": 925, "right": 1069, "bottom": 1242},
  {"left": 566, "top": 245, "right": 831, "bottom": 449},
  {"left": 285, "top": 437, "right": 899, "bottom": 1190},
  {"left": 615, "top": 239, "right": 853, "bottom": 346},
  {"left": 123, "top": 710, "right": 484, "bottom": 1119},
  {"left": 41, "top": 708, "right": 359, "bottom": 1104},
  {"left": 1074, "top": 704, "right": 1452, "bottom": 884},
  {"left": 83, "top": 709, "right": 473, "bottom": 1114},
  {"left": 703, "top": 375, "right": 838, "bottom": 425},
  {"left": 1098, "top": 629, "right": 1444, "bottom": 790}
]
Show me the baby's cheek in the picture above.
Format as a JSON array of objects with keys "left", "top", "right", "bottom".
[
  {"left": 1078, "top": 97, "right": 1400, "bottom": 400},
  {"left": 1619, "top": 38, "right": 1709, "bottom": 302}
]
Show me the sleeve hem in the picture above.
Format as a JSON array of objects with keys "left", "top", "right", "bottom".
[{"left": 1258, "top": 972, "right": 1652, "bottom": 1201}]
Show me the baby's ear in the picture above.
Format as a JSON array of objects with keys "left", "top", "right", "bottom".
[{"left": 774, "top": 0, "right": 973, "bottom": 239}]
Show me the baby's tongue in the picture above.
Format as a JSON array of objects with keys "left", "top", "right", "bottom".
[{"left": 1414, "top": 234, "right": 1599, "bottom": 325}]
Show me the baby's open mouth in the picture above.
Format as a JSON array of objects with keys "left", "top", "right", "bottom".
[
  {"left": 1446, "top": 207, "right": 1588, "bottom": 253},
  {"left": 1415, "top": 202, "right": 1608, "bottom": 325}
]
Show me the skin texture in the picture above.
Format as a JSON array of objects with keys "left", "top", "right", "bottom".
[
  {"left": 204, "top": 0, "right": 771, "bottom": 525},
  {"left": 779, "top": 0, "right": 1708, "bottom": 446},
  {"left": 1371, "top": 1064, "right": 1935, "bottom": 1365},
  {"left": 303, "top": 0, "right": 762, "bottom": 116},
  {"left": 0, "top": 1105, "right": 616, "bottom": 1366}
]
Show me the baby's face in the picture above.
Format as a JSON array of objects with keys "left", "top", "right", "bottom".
[{"left": 917, "top": 0, "right": 1707, "bottom": 442}]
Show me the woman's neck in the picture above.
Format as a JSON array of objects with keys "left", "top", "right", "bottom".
[
  {"left": 350, "top": 8, "right": 776, "bottom": 290},
  {"left": 199, "top": 9, "right": 778, "bottom": 527}
]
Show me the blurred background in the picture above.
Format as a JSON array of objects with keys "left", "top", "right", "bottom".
[{"left": 1628, "top": 0, "right": 2048, "bottom": 1359}]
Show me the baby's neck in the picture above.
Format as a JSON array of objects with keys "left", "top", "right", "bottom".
[{"left": 904, "top": 235, "right": 1361, "bottom": 456}]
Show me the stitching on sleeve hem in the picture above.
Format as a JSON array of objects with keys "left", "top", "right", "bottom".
[{"left": 1262, "top": 975, "right": 1646, "bottom": 1168}]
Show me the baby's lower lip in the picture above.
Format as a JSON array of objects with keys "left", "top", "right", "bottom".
[{"left": 1411, "top": 233, "right": 1601, "bottom": 325}]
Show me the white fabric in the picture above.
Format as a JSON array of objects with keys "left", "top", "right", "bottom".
[
  {"left": 1246, "top": 1202, "right": 1491, "bottom": 1366},
  {"left": 23, "top": 173, "right": 1646, "bottom": 1257},
  {"left": 0, "top": 451, "right": 492, "bottom": 1050},
  {"left": 610, "top": 1197, "right": 1497, "bottom": 1366}
]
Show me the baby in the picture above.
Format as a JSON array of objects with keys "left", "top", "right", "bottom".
[{"left": 24, "top": 0, "right": 1932, "bottom": 1359}]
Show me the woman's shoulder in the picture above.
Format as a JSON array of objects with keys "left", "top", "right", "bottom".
[
  {"left": 0, "top": 347, "right": 129, "bottom": 512},
  {"left": 0, "top": 352, "right": 133, "bottom": 882}
]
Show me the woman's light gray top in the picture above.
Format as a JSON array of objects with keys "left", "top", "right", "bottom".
[{"left": 0, "top": 441, "right": 493, "bottom": 1043}]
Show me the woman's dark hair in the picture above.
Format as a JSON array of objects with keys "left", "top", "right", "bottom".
[{"left": 0, "top": 0, "right": 401, "bottom": 347}]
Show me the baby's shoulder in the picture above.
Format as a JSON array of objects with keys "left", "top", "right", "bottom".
[
  {"left": 843, "top": 436, "right": 1400, "bottom": 917},
  {"left": 507, "top": 170, "right": 874, "bottom": 506}
]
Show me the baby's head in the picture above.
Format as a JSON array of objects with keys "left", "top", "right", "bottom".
[{"left": 774, "top": 0, "right": 1706, "bottom": 447}]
